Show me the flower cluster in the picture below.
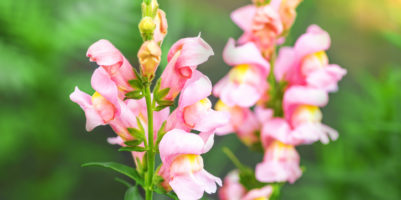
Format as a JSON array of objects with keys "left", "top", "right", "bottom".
[
  {"left": 216, "top": 0, "right": 347, "bottom": 199},
  {"left": 70, "top": 1, "right": 228, "bottom": 199}
]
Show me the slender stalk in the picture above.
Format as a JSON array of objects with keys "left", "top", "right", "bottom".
[
  {"left": 144, "top": 84, "right": 155, "bottom": 200},
  {"left": 222, "top": 147, "right": 247, "bottom": 171}
]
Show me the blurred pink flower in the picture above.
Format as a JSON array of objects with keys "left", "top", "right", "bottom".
[
  {"left": 261, "top": 86, "right": 337, "bottom": 145},
  {"left": 160, "top": 36, "right": 214, "bottom": 101},
  {"left": 231, "top": 4, "right": 283, "bottom": 57},
  {"left": 215, "top": 100, "right": 260, "bottom": 147},
  {"left": 218, "top": 170, "right": 247, "bottom": 200},
  {"left": 275, "top": 25, "right": 347, "bottom": 92},
  {"left": 255, "top": 140, "right": 302, "bottom": 183},
  {"left": 242, "top": 185, "right": 273, "bottom": 200},
  {"left": 159, "top": 129, "right": 222, "bottom": 200},
  {"left": 214, "top": 38, "right": 270, "bottom": 107}
]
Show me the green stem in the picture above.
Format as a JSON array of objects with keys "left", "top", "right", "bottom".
[
  {"left": 222, "top": 147, "right": 247, "bottom": 171},
  {"left": 144, "top": 84, "right": 155, "bottom": 200}
]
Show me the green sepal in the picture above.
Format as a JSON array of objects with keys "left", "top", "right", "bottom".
[
  {"left": 127, "top": 127, "right": 145, "bottom": 141},
  {"left": 81, "top": 162, "right": 143, "bottom": 186},
  {"left": 125, "top": 90, "right": 144, "bottom": 100},
  {"left": 124, "top": 139, "right": 143, "bottom": 147},
  {"left": 154, "top": 104, "right": 170, "bottom": 111},
  {"left": 129, "top": 79, "right": 143, "bottom": 90},
  {"left": 133, "top": 68, "right": 143, "bottom": 82},
  {"left": 136, "top": 117, "right": 145, "bottom": 132},
  {"left": 124, "top": 186, "right": 143, "bottom": 200},
  {"left": 119, "top": 146, "right": 147, "bottom": 152},
  {"left": 155, "top": 88, "right": 170, "bottom": 101},
  {"left": 156, "top": 121, "right": 166, "bottom": 146}
]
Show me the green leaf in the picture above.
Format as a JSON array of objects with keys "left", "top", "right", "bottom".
[
  {"left": 128, "top": 79, "right": 143, "bottom": 90},
  {"left": 127, "top": 128, "right": 145, "bottom": 141},
  {"left": 136, "top": 117, "right": 145, "bottom": 132},
  {"left": 82, "top": 162, "right": 143, "bottom": 186},
  {"left": 125, "top": 91, "right": 144, "bottom": 100},
  {"left": 119, "top": 146, "right": 147, "bottom": 152},
  {"left": 124, "top": 139, "right": 143, "bottom": 147},
  {"left": 124, "top": 186, "right": 143, "bottom": 200},
  {"left": 115, "top": 177, "right": 133, "bottom": 188}
]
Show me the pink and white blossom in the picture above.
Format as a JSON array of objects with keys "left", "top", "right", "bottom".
[{"left": 159, "top": 129, "right": 222, "bottom": 200}]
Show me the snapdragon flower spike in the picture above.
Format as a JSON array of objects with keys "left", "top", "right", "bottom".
[
  {"left": 160, "top": 36, "right": 214, "bottom": 101},
  {"left": 87, "top": 39, "right": 135, "bottom": 93},
  {"left": 166, "top": 70, "right": 229, "bottom": 133},
  {"left": 255, "top": 140, "right": 302, "bottom": 183},
  {"left": 274, "top": 25, "right": 347, "bottom": 92},
  {"left": 159, "top": 129, "right": 222, "bottom": 200},
  {"left": 215, "top": 100, "right": 260, "bottom": 147},
  {"left": 214, "top": 38, "right": 270, "bottom": 107}
]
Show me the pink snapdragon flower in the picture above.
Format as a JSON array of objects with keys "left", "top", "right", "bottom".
[
  {"left": 166, "top": 70, "right": 229, "bottom": 133},
  {"left": 215, "top": 100, "right": 260, "bottom": 147},
  {"left": 275, "top": 25, "right": 347, "bottom": 92},
  {"left": 261, "top": 86, "right": 338, "bottom": 145},
  {"left": 214, "top": 38, "right": 270, "bottom": 107},
  {"left": 87, "top": 39, "right": 136, "bottom": 93},
  {"left": 160, "top": 36, "right": 214, "bottom": 101},
  {"left": 159, "top": 129, "right": 222, "bottom": 200},
  {"left": 255, "top": 140, "right": 302, "bottom": 183}
]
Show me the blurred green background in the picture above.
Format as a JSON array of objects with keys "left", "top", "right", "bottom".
[{"left": 1, "top": 0, "right": 400, "bottom": 199}]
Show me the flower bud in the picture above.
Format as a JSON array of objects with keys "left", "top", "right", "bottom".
[
  {"left": 139, "top": 17, "right": 156, "bottom": 40},
  {"left": 138, "top": 40, "right": 161, "bottom": 79}
]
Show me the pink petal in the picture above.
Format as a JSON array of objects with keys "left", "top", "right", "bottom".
[
  {"left": 194, "top": 169, "right": 222, "bottom": 193},
  {"left": 170, "top": 174, "right": 204, "bottom": 200},
  {"left": 223, "top": 38, "right": 270, "bottom": 73},
  {"left": 107, "top": 136, "right": 124, "bottom": 145},
  {"left": 194, "top": 110, "right": 230, "bottom": 133},
  {"left": 231, "top": 5, "right": 256, "bottom": 32},
  {"left": 91, "top": 67, "right": 121, "bottom": 112},
  {"left": 87, "top": 39, "right": 123, "bottom": 66},
  {"left": 179, "top": 70, "right": 212, "bottom": 108},
  {"left": 70, "top": 87, "right": 105, "bottom": 131},
  {"left": 199, "top": 132, "right": 215, "bottom": 153},
  {"left": 284, "top": 86, "right": 329, "bottom": 109},
  {"left": 274, "top": 47, "right": 296, "bottom": 81},
  {"left": 306, "top": 64, "right": 347, "bottom": 92},
  {"left": 294, "top": 25, "right": 331, "bottom": 60},
  {"left": 159, "top": 129, "right": 205, "bottom": 165},
  {"left": 220, "top": 83, "right": 263, "bottom": 107},
  {"left": 167, "top": 36, "right": 214, "bottom": 70},
  {"left": 262, "top": 118, "right": 292, "bottom": 147},
  {"left": 255, "top": 106, "right": 274, "bottom": 124},
  {"left": 242, "top": 185, "right": 273, "bottom": 200}
]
